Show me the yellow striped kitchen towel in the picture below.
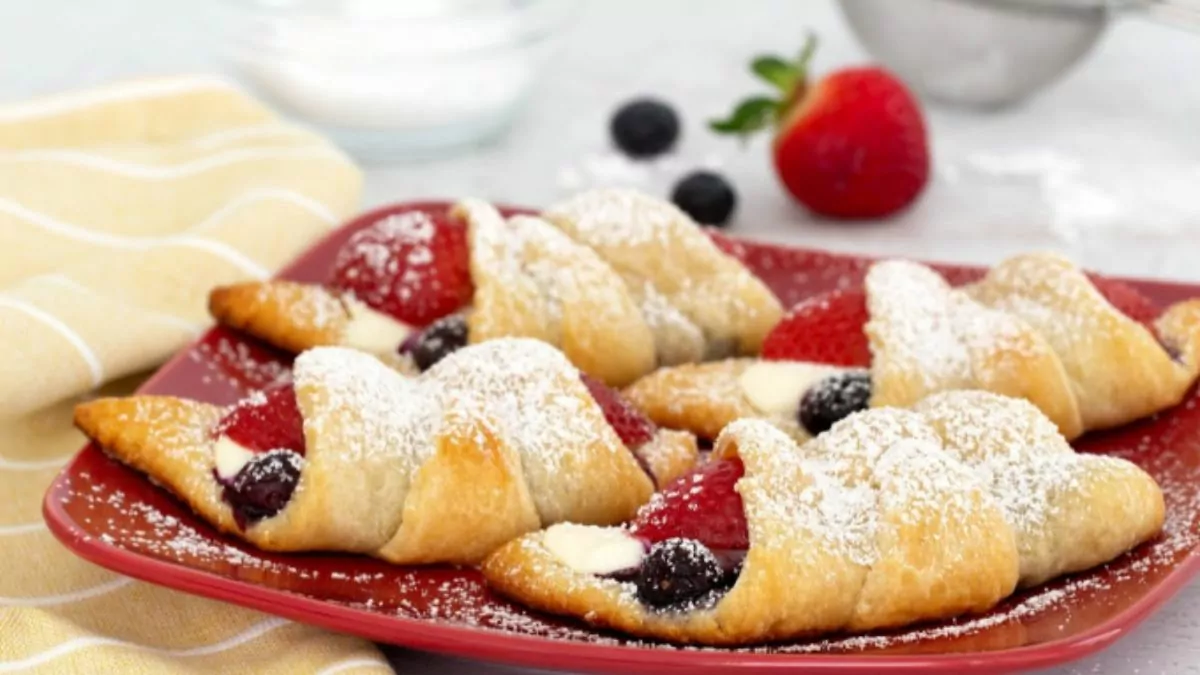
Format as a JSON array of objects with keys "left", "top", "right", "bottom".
[{"left": 0, "top": 76, "right": 392, "bottom": 673}]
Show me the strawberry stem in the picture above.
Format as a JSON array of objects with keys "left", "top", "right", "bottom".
[{"left": 709, "top": 32, "right": 821, "bottom": 140}]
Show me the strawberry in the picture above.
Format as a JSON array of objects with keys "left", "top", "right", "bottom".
[
  {"left": 711, "top": 35, "right": 929, "bottom": 220},
  {"left": 329, "top": 209, "right": 473, "bottom": 327},
  {"left": 630, "top": 458, "right": 748, "bottom": 551},
  {"left": 215, "top": 382, "right": 306, "bottom": 455},
  {"left": 762, "top": 288, "right": 872, "bottom": 367},
  {"left": 580, "top": 373, "right": 656, "bottom": 449}
]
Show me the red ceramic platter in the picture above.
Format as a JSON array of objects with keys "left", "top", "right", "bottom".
[{"left": 44, "top": 202, "right": 1200, "bottom": 674}]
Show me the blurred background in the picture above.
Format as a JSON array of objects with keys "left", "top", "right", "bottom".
[{"left": 3, "top": 0, "right": 1199, "bottom": 280}]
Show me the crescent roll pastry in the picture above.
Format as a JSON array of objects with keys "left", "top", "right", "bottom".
[
  {"left": 484, "top": 406, "right": 1020, "bottom": 645},
  {"left": 915, "top": 390, "right": 1165, "bottom": 587},
  {"left": 483, "top": 390, "right": 1164, "bottom": 645},
  {"left": 964, "top": 252, "right": 1200, "bottom": 433},
  {"left": 209, "top": 190, "right": 781, "bottom": 388},
  {"left": 623, "top": 253, "right": 1200, "bottom": 443},
  {"left": 74, "top": 338, "right": 697, "bottom": 565},
  {"left": 865, "top": 259, "right": 1083, "bottom": 437},
  {"left": 543, "top": 189, "right": 784, "bottom": 363},
  {"left": 452, "top": 199, "right": 657, "bottom": 388}
]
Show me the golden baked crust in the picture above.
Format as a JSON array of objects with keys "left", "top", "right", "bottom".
[
  {"left": 915, "top": 390, "right": 1164, "bottom": 587},
  {"left": 543, "top": 189, "right": 784, "bottom": 359},
  {"left": 622, "top": 359, "right": 758, "bottom": 440},
  {"left": 637, "top": 429, "right": 700, "bottom": 486},
  {"left": 73, "top": 396, "right": 236, "bottom": 534},
  {"left": 866, "top": 259, "right": 1084, "bottom": 439},
  {"left": 73, "top": 339, "right": 662, "bottom": 565},
  {"left": 484, "top": 412, "right": 1020, "bottom": 645},
  {"left": 966, "top": 253, "right": 1200, "bottom": 433},
  {"left": 455, "top": 199, "right": 657, "bottom": 387},
  {"left": 209, "top": 281, "right": 347, "bottom": 354}
]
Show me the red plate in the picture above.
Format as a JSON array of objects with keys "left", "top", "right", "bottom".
[{"left": 44, "top": 202, "right": 1200, "bottom": 674}]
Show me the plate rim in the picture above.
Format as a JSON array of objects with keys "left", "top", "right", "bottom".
[{"left": 41, "top": 199, "right": 1200, "bottom": 674}]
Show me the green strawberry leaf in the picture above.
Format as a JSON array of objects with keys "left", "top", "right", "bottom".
[
  {"left": 751, "top": 55, "right": 799, "bottom": 92},
  {"left": 709, "top": 96, "right": 780, "bottom": 137}
]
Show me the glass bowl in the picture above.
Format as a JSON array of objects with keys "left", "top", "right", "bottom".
[{"left": 218, "top": 0, "right": 577, "bottom": 162}]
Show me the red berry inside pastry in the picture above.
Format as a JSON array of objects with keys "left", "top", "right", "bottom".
[
  {"left": 329, "top": 210, "right": 473, "bottom": 327},
  {"left": 762, "top": 288, "right": 871, "bottom": 366},
  {"left": 211, "top": 383, "right": 307, "bottom": 527},
  {"left": 580, "top": 373, "right": 656, "bottom": 449},
  {"left": 578, "top": 373, "right": 671, "bottom": 484},
  {"left": 630, "top": 458, "right": 748, "bottom": 551},
  {"left": 213, "top": 383, "right": 306, "bottom": 457}
]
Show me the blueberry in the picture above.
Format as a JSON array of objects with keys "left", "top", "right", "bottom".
[
  {"left": 671, "top": 171, "right": 737, "bottom": 226},
  {"left": 409, "top": 314, "right": 469, "bottom": 371},
  {"left": 223, "top": 450, "right": 302, "bottom": 528},
  {"left": 635, "top": 538, "right": 733, "bottom": 609},
  {"left": 611, "top": 98, "right": 680, "bottom": 159},
  {"left": 799, "top": 371, "right": 872, "bottom": 436}
]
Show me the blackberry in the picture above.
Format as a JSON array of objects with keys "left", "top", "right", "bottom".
[
  {"left": 224, "top": 450, "right": 302, "bottom": 528},
  {"left": 635, "top": 538, "right": 731, "bottom": 609},
  {"left": 409, "top": 314, "right": 469, "bottom": 371},
  {"left": 798, "top": 371, "right": 872, "bottom": 436}
]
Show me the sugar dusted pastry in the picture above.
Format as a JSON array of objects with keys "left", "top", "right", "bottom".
[
  {"left": 483, "top": 390, "right": 1164, "bottom": 645},
  {"left": 624, "top": 252, "right": 1200, "bottom": 442},
  {"left": 966, "top": 252, "right": 1200, "bottom": 433},
  {"left": 453, "top": 198, "right": 656, "bottom": 388},
  {"left": 74, "top": 339, "right": 697, "bottom": 565},
  {"left": 210, "top": 190, "right": 782, "bottom": 387},
  {"left": 543, "top": 188, "right": 784, "bottom": 363},
  {"left": 484, "top": 407, "right": 1019, "bottom": 645},
  {"left": 915, "top": 390, "right": 1164, "bottom": 587}
]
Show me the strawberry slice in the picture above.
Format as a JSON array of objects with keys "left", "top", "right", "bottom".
[
  {"left": 580, "top": 373, "right": 656, "bottom": 449},
  {"left": 630, "top": 458, "right": 748, "bottom": 551},
  {"left": 762, "top": 288, "right": 871, "bottom": 367},
  {"left": 214, "top": 382, "right": 306, "bottom": 455},
  {"left": 329, "top": 209, "right": 473, "bottom": 328}
]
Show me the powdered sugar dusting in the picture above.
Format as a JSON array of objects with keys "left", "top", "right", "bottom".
[
  {"left": 917, "top": 391, "right": 1076, "bottom": 545},
  {"left": 294, "top": 347, "right": 438, "bottom": 478},
  {"left": 865, "top": 259, "right": 1040, "bottom": 405},
  {"left": 425, "top": 338, "right": 621, "bottom": 522},
  {"left": 544, "top": 188, "right": 781, "bottom": 357}
]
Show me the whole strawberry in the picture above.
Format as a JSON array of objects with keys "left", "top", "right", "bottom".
[{"left": 711, "top": 36, "right": 930, "bottom": 220}]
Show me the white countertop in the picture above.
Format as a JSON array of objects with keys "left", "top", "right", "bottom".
[{"left": 3, "top": 0, "right": 1199, "bottom": 672}]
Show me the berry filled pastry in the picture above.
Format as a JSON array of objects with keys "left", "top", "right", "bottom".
[
  {"left": 452, "top": 199, "right": 656, "bottom": 387},
  {"left": 482, "top": 391, "right": 1164, "bottom": 645},
  {"left": 74, "top": 339, "right": 697, "bottom": 565},
  {"left": 208, "top": 190, "right": 782, "bottom": 388},
  {"left": 543, "top": 188, "right": 783, "bottom": 364},
  {"left": 624, "top": 252, "right": 1200, "bottom": 442}
]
